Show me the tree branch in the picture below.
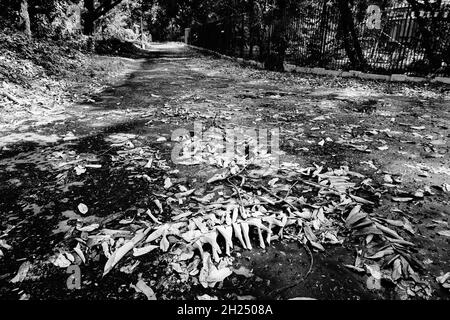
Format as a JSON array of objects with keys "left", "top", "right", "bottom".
[{"left": 94, "top": 0, "right": 124, "bottom": 20}]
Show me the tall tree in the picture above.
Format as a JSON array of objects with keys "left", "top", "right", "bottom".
[
  {"left": 83, "top": 0, "right": 125, "bottom": 35},
  {"left": 336, "top": 0, "right": 366, "bottom": 70},
  {"left": 83, "top": 0, "right": 95, "bottom": 35},
  {"left": 19, "top": 0, "right": 32, "bottom": 38},
  {"left": 264, "top": 0, "right": 289, "bottom": 71}
]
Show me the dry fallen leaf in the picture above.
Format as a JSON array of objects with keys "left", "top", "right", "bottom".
[
  {"left": 392, "top": 197, "right": 413, "bottom": 202},
  {"left": 197, "top": 294, "right": 218, "bottom": 300},
  {"left": 436, "top": 272, "right": 450, "bottom": 284},
  {"left": 437, "top": 230, "right": 450, "bottom": 238},
  {"left": 159, "top": 230, "right": 170, "bottom": 252},
  {"left": 74, "top": 243, "right": 86, "bottom": 264},
  {"left": 236, "top": 295, "right": 257, "bottom": 300},
  {"left": 207, "top": 265, "right": 232, "bottom": 283},
  {"left": 164, "top": 177, "right": 173, "bottom": 189},
  {"left": 51, "top": 252, "right": 74, "bottom": 268},
  {"left": 366, "top": 247, "right": 394, "bottom": 260},
  {"left": 232, "top": 222, "right": 247, "bottom": 249},
  {"left": 240, "top": 222, "right": 252, "bottom": 250},
  {"left": 0, "top": 240, "right": 12, "bottom": 253},
  {"left": 74, "top": 165, "right": 86, "bottom": 175},
  {"left": 366, "top": 276, "right": 382, "bottom": 290},
  {"left": 345, "top": 205, "right": 366, "bottom": 228},
  {"left": 207, "top": 171, "right": 229, "bottom": 184},
  {"left": 344, "top": 264, "right": 365, "bottom": 273},
  {"left": 392, "top": 259, "right": 402, "bottom": 281},
  {"left": 199, "top": 252, "right": 213, "bottom": 288},
  {"left": 375, "top": 222, "right": 404, "bottom": 240},
  {"left": 10, "top": 261, "right": 31, "bottom": 284},
  {"left": 443, "top": 183, "right": 450, "bottom": 192},
  {"left": 366, "top": 264, "right": 382, "bottom": 279},
  {"left": 153, "top": 199, "right": 163, "bottom": 213},
  {"left": 133, "top": 244, "right": 159, "bottom": 257},
  {"left": 232, "top": 266, "right": 254, "bottom": 278},
  {"left": 146, "top": 209, "right": 161, "bottom": 224},
  {"left": 350, "top": 195, "right": 374, "bottom": 205},
  {"left": 120, "top": 261, "right": 140, "bottom": 274},
  {"left": 77, "top": 203, "right": 88, "bottom": 214},
  {"left": 192, "top": 193, "right": 215, "bottom": 204},
  {"left": 310, "top": 240, "right": 325, "bottom": 251},
  {"left": 414, "top": 189, "right": 424, "bottom": 198},
  {"left": 216, "top": 225, "right": 233, "bottom": 255},
  {"left": 104, "top": 228, "right": 149, "bottom": 276},
  {"left": 133, "top": 279, "right": 157, "bottom": 300},
  {"left": 77, "top": 223, "right": 99, "bottom": 232}
]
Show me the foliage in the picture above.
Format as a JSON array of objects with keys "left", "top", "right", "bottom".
[
  {"left": 1, "top": 0, "right": 449, "bottom": 74},
  {"left": 99, "top": 3, "right": 136, "bottom": 41},
  {"left": 405, "top": 0, "right": 450, "bottom": 69}
]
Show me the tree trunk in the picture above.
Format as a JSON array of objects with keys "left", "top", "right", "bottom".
[
  {"left": 140, "top": 1, "right": 144, "bottom": 49},
  {"left": 248, "top": 0, "right": 255, "bottom": 59},
  {"left": 83, "top": 0, "right": 95, "bottom": 35},
  {"left": 264, "top": 0, "right": 288, "bottom": 72},
  {"left": 318, "top": 0, "right": 328, "bottom": 67},
  {"left": 337, "top": 0, "right": 366, "bottom": 70},
  {"left": 19, "top": 0, "right": 31, "bottom": 38},
  {"left": 406, "top": 0, "right": 442, "bottom": 70}
]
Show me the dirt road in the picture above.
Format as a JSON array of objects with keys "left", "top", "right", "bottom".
[{"left": 1, "top": 43, "right": 449, "bottom": 300}]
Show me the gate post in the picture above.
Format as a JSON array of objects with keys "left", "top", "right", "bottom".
[{"left": 184, "top": 28, "right": 191, "bottom": 44}]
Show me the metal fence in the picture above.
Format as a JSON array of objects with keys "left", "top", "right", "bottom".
[{"left": 190, "top": 2, "right": 450, "bottom": 77}]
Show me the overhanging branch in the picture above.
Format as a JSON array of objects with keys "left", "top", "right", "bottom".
[{"left": 93, "top": 0, "right": 124, "bottom": 20}]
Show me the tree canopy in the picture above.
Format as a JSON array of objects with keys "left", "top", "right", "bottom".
[{"left": 1, "top": 0, "right": 448, "bottom": 73}]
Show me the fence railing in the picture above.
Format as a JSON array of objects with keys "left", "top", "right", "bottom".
[{"left": 190, "top": 2, "right": 450, "bottom": 77}]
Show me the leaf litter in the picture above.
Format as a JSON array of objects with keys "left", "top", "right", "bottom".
[
  {"left": 33, "top": 125, "right": 438, "bottom": 300},
  {"left": 4, "top": 52, "right": 448, "bottom": 299}
]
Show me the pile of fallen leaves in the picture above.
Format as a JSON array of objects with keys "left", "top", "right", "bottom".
[
  {"left": 11, "top": 126, "right": 434, "bottom": 299},
  {"left": 437, "top": 272, "right": 450, "bottom": 293}
]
